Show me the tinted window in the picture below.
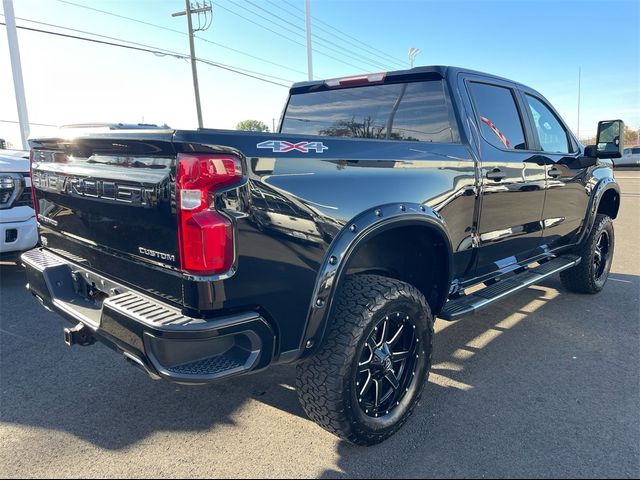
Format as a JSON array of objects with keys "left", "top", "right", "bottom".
[
  {"left": 469, "top": 82, "right": 527, "bottom": 150},
  {"left": 633, "top": 148, "right": 640, "bottom": 154},
  {"left": 526, "top": 95, "right": 570, "bottom": 154},
  {"left": 281, "top": 81, "right": 454, "bottom": 143}
]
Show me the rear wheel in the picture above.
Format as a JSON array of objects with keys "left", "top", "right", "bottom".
[
  {"left": 296, "top": 274, "right": 433, "bottom": 445},
  {"left": 560, "top": 214, "right": 614, "bottom": 294}
]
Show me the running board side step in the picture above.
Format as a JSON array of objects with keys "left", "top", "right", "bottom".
[{"left": 439, "top": 255, "right": 581, "bottom": 320}]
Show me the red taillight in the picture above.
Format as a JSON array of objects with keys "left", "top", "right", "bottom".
[{"left": 176, "top": 153, "right": 242, "bottom": 275}]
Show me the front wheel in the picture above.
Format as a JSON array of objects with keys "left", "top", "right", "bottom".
[
  {"left": 560, "top": 214, "right": 614, "bottom": 294},
  {"left": 296, "top": 274, "right": 434, "bottom": 445}
]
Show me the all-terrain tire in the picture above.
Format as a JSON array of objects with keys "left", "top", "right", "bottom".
[
  {"left": 560, "top": 214, "right": 614, "bottom": 294},
  {"left": 296, "top": 274, "right": 434, "bottom": 445}
]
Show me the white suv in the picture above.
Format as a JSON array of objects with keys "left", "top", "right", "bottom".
[{"left": 0, "top": 150, "right": 37, "bottom": 258}]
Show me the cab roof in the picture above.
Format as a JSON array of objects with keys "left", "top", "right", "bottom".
[{"left": 290, "top": 65, "right": 528, "bottom": 94}]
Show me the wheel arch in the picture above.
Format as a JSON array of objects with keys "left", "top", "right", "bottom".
[
  {"left": 299, "top": 203, "right": 453, "bottom": 358},
  {"left": 577, "top": 178, "right": 620, "bottom": 246},
  {"left": 596, "top": 186, "right": 620, "bottom": 220}
]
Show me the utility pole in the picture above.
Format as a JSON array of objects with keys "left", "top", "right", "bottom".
[
  {"left": 305, "top": 0, "right": 313, "bottom": 81},
  {"left": 3, "top": 0, "right": 30, "bottom": 150},
  {"left": 172, "top": 1, "right": 212, "bottom": 129},
  {"left": 577, "top": 66, "right": 581, "bottom": 139}
]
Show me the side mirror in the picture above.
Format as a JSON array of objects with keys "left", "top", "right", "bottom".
[{"left": 588, "top": 119, "right": 624, "bottom": 159}]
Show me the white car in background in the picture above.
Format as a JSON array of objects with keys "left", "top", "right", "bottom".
[
  {"left": 614, "top": 147, "right": 640, "bottom": 167},
  {"left": 0, "top": 150, "right": 38, "bottom": 259}
]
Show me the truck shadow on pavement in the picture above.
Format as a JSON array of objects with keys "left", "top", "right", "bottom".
[{"left": 1, "top": 262, "right": 639, "bottom": 478}]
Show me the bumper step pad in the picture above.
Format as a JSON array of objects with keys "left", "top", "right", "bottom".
[
  {"left": 166, "top": 349, "right": 246, "bottom": 376},
  {"left": 21, "top": 247, "right": 276, "bottom": 384},
  {"left": 105, "top": 292, "right": 207, "bottom": 330}
]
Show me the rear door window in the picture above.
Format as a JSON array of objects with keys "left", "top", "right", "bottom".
[
  {"left": 281, "top": 80, "right": 455, "bottom": 143},
  {"left": 525, "top": 95, "right": 571, "bottom": 154},
  {"left": 468, "top": 82, "right": 527, "bottom": 150}
]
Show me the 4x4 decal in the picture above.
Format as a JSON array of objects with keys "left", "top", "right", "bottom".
[{"left": 257, "top": 140, "right": 328, "bottom": 153}]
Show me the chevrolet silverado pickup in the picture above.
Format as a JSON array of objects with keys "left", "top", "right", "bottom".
[{"left": 23, "top": 66, "right": 623, "bottom": 445}]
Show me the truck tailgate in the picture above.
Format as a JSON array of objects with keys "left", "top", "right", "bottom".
[{"left": 30, "top": 132, "right": 183, "bottom": 304}]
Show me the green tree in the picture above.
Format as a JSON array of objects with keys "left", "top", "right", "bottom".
[
  {"left": 623, "top": 125, "right": 639, "bottom": 147},
  {"left": 236, "top": 120, "right": 270, "bottom": 132}
]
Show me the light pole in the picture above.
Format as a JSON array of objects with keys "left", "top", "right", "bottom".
[
  {"left": 3, "top": 0, "right": 30, "bottom": 150},
  {"left": 172, "top": 0, "right": 212, "bottom": 129},
  {"left": 305, "top": 0, "right": 313, "bottom": 81},
  {"left": 408, "top": 47, "right": 420, "bottom": 68},
  {"left": 577, "top": 66, "right": 581, "bottom": 139}
]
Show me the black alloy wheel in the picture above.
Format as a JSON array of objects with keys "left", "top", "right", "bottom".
[{"left": 356, "top": 312, "right": 420, "bottom": 418}]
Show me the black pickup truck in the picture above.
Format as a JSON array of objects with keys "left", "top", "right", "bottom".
[{"left": 23, "top": 66, "right": 624, "bottom": 445}]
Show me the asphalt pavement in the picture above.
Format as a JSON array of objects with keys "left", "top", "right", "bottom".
[{"left": 1, "top": 171, "right": 639, "bottom": 479}]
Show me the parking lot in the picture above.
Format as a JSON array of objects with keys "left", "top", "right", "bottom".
[{"left": 1, "top": 170, "right": 638, "bottom": 479}]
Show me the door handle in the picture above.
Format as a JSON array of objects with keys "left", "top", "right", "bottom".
[
  {"left": 486, "top": 168, "right": 506, "bottom": 181},
  {"left": 548, "top": 167, "right": 562, "bottom": 179}
]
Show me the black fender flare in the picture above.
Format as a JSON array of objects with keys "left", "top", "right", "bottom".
[
  {"left": 576, "top": 177, "right": 620, "bottom": 246},
  {"left": 297, "top": 202, "right": 453, "bottom": 358}
]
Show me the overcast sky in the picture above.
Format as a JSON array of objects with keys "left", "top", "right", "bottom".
[{"left": 1, "top": 0, "right": 639, "bottom": 147}]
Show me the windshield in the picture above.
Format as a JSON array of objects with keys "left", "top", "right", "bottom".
[{"left": 281, "top": 80, "right": 455, "bottom": 143}]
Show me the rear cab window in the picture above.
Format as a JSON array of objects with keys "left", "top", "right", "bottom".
[
  {"left": 281, "top": 80, "right": 456, "bottom": 143},
  {"left": 468, "top": 82, "right": 527, "bottom": 151}
]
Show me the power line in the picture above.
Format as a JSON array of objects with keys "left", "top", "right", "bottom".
[
  {"left": 225, "top": 0, "right": 387, "bottom": 71},
  {"left": 1, "top": 15, "right": 295, "bottom": 83},
  {"left": 245, "top": 0, "right": 306, "bottom": 33},
  {"left": 246, "top": 0, "right": 396, "bottom": 70},
  {"left": 279, "top": 0, "right": 406, "bottom": 68},
  {"left": 10, "top": 18, "right": 178, "bottom": 57},
  {"left": 228, "top": 0, "right": 305, "bottom": 39},
  {"left": 0, "top": 119, "right": 58, "bottom": 127},
  {"left": 54, "top": 0, "right": 391, "bottom": 75},
  {"left": 18, "top": 16, "right": 295, "bottom": 83},
  {"left": 211, "top": 2, "right": 306, "bottom": 48},
  {"left": 214, "top": 1, "right": 371, "bottom": 72},
  {"left": 0, "top": 21, "right": 290, "bottom": 88},
  {"left": 10, "top": 16, "right": 294, "bottom": 83},
  {"left": 53, "top": 0, "right": 307, "bottom": 77},
  {"left": 1, "top": 21, "right": 186, "bottom": 57},
  {"left": 239, "top": 0, "right": 394, "bottom": 71},
  {"left": 198, "top": 58, "right": 288, "bottom": 87}
]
